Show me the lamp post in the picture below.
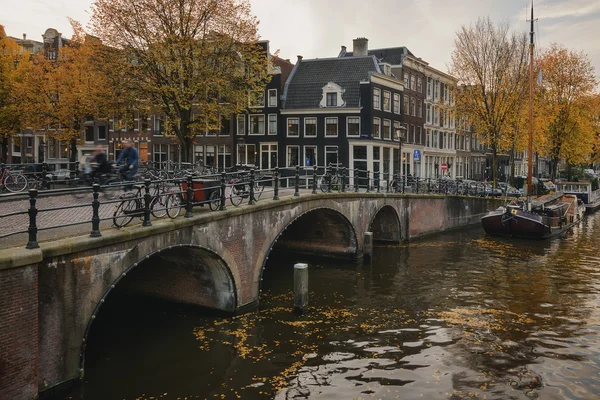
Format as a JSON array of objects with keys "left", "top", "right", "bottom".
[{"left": 394, "top": 123, "right": 407, "bottom": 179}]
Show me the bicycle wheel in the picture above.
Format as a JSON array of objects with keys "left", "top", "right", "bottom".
[
  {"left": 4, "top": 173, "right": 28, "bottom": 193},
  {"left": 319, "top": 175, "right": 330, "bottom": 193},
  {"left": 230, "top": 184, "right": 245, "bottom": 207},
  {"left": 165, "top": 193, "right": 182, "bottom": 219},
  {"left": 113, "top": 198, "right": 136, "bottom": 228},
  {"left": 253, "top": 178, "right": 265, "bottom": 201},
  {"left": 151, "top": 192, "right": 169, "bottom": 218},
  {"left": 208, "top": 190, "right": 221, "bottom": 211}
]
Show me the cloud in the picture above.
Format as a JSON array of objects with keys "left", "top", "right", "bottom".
[{"left": 536, "top": 0, "right": 600, "bottom": 19}]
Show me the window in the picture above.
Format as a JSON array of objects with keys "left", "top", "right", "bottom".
[
  {"left": 373, "top": 88, "right": 381, "bottom": 110},
  {"left": 153, "top": 144, "right": 167, "bottom": 165},
  {"left": 237, "top": 144, "right": 256, "bottom": 165},
  {"left": 403, "top": 73, "right": 409, "bottom": 88},
  {"left": 417, "top": 100, "right": 422, "bottom": 118},
  {"left": 383, "top": 120, "right": 391, "bottom": 140},
  {"left": 410, "top": 75, "right": 416, "bottom": 91},
  {"left": 98, "top": 126, "right": 106, "bottom": 140},
  {"left": 268, "top": 114, "right": 277, "bottom": 135},
  {"left": 154, "top": 116, "right": 163, "bottom": 135},
  {"left": 304, "top": 146, "right": 317, "bottom": 167},
  {"left": 426, "top": 104, "right": 432, "bottom": 124},
  {"left": 426, "top": 129, "right": 431, "bottom": 147},
  {"left": 268, "top": 89, "right": 277, "bottom": 107},
  {"left": 427, "top": 77, "right": 432, "bottom": 98},
  {"left": 325, "top": 117, "right": 338, "bottom": 137},
  {"left": 347, "top": 117, "right": 360, "bottom": 137},
  {"left": 206, "top": 145, "right": 215, "bottom": 166},
  {"left": 287, "top": 146, "right": 300, "bottom": 167},
  {"left": 383, "top": 91, "right": 391, "bottom": 112},
  {"left": 410, "top": 98, "right": 416, "bottom": 116},
  {"left": 220, "top": 115, "right": 231, "bottom": 135},
  {"left": 140, "top": 114, "right": 149, "bottom": 131},
  {"left": 417, "top": 126, "right": 422, "bottom": 145},
  {"left": 237, "top": 115, "right": 245, "bottom": 135},
  {"left": 325, "top": 146, "right": 338, "bottom": 166},
  {"left": 409, "top": 125, "right": 415, "bottom": 143},
  {"left": 194, "top": 145, "right": 204, "bottom": 165},
  {"left": 417, "top": 78, "right": 422, "bottom": 93},
  {"left": 404, "top": 95, "right": 409, "bottom": 115},
  {"left": 287, "top": 118, "right": 299, "bottom": 137},
  {"left": 218, "top": 145, "right": 232, "bottom": 169},
  {"left": 393, "top": 121, "right": 401, "bottom": 142},
  {"left": 393, "top": 93, "right": 400, "bottom": 114},
  {"left": 435, "top": 81, "right": 440, "bottom": 100},
  {"left": 249, "top": 115, "right": 265, "bottom": 135},
  {"left": 372, "top": 117, "right": 381, "bottom": 139},
  {"left": 304, "top": 117, "right": 317, "bottom": 137},
  {"left": 250, "top": 90, "right": 265, "bottom": 108},
  {"left": 85, "top": 126, "right": 94, "bottom": 142},
  {"left": 326, "top": 93, "right": 337, "bottom": 107}
]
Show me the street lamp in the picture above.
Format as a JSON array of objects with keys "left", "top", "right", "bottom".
[{"left": 394, "top": 123, "right": 408, "bottom": 178}]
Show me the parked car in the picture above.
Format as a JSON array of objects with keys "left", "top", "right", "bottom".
[
  {"left": 541, "top": 179, "right": 556, "bottom": 191},
  {"left": 484, "top": 184, "right": 502, "bottom": 197},
  {"left": 47, "top": 169, "right": 71, "bottom": 181}
]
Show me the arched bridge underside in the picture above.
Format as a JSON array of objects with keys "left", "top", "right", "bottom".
[{"left": 0, "top": 193, "right": 503, "bottom": 398}]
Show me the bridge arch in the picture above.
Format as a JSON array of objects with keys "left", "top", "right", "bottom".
[
  {"left": 369, "top": 205, "right": 401, "bottom": 243},
  {"left": 79, "top": 244, "right": 237, "bottom": 376},
  {"left": 256, "top": 207, "right": 359, "bottom": 290}
]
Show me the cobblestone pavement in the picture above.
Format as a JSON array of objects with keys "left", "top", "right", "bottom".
[{"left": 0, "top": 186, "right": 301, "bottom": 250}]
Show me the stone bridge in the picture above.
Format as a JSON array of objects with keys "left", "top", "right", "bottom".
[{"left": 0, "top": 192, "right": 503, "bottom": 399}]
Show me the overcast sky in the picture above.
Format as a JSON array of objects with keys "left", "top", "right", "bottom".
[{"left": 1, "top": 0, "right": 599, "bottom": 78}]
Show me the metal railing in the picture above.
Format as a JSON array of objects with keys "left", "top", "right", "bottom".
[{"left": 0, "top": 164, "right": 504, "bottom": 250}]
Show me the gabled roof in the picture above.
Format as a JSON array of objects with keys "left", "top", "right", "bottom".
[
  {"left": 340, "top": 47, "right": 413, "bottom": 65},
  {"left": 283, "top": 56, "right": 380, "bottom": 109}
]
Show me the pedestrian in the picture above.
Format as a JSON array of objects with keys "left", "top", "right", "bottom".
[{"left": 115, "top": 140, "right": 139, "bottom": 191}]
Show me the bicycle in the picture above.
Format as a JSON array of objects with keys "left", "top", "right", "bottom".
[
  {"left": 112, "top": 182, "right": 181, "bottom": 227},
  {"left": 319, "top": 164, "right": 342, "bottom": 192},
  {"left": 229, "top": 170, "right": 265, "bottom": 206},
  {"left": 0, "top": 166, "right": 28, "bottom": 193}
]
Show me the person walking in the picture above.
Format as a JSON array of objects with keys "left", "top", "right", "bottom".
[{"left": 115, "top": 140, "right": 139, "bottom": 191}]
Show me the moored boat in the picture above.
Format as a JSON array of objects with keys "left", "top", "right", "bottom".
[
  {"left": 481, "top": 193, "right": 585, "bottom": 239},
  {"left": 555, "top": 181, "right": 600, "bottom": 213}
]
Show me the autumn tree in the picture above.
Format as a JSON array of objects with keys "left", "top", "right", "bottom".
[
  {"left": 89, "top": 0, "right": 271, "bottom": 162},
  {"left": 536, "top": 43, "right": 598, "bottom": 179},
  {"left": 0, "top": 26, "right": 31, "bottom": 163},
  {"left": 16, "top": 20, "right": 121, "bottom": 163},
  {"left": 450, "top": 17, "right": 529, "bottom": 186}
]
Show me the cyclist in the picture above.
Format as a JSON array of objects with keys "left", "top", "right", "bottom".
[
  {"left": 90, "top": 145, "right": 111, "bottom": 181},
  {"left": 115, "top": 140, "right": 139, "bottom": 191}
]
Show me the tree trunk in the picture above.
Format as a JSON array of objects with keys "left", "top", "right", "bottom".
[
  {"left": 180, "top": 137, "right": 193, "bottom": 164},
  {"left": 492, "top": 144, "right": 498, "bottom": 189},
  {"left": 70, "top": 138, "right": 78, "bottom": 164},
  {"left": 552, "top": 156, "right": 560, "bottom": 181},
  {"left": 510, "top": 142, "right": 516, "bottom": 186},
  {"left": 1, "top": 135, "right": 8, "bottom": 164}
]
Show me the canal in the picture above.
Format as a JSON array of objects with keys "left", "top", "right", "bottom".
[{"left": 64, "top": 213, "right": 600, "bottom": 399}]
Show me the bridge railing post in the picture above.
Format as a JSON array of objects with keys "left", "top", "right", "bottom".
[
  {"left": 42, "top": 162, "right": 49, "bottom": 189},
  {"left": 220, "top": 172, "right": 227, "bottom": 211},
  {"left": 312, "top": 166, "right": 317, "bottom": 194},
  {"left": 142, "top": 178, "right": 152, "bottom": 227},
  {"left": 26, "top": 189, "right": 39, "bottom": 249},
  {"left": 402, "top": 173, "right": 406, "bottom": 194},
  {"left": 341, "top": 167, "right": 346, "bottom": 193},
  {"left": 366, "top": 170, "right": 370, "bottom": 193},
  {"left": 74, "top": 161, "right": 80, "bottom": 184},
  {"left": 354, "top": 168, "right": 359, "bottom": 192},
  {"left": 376, "top": 171, "right": 380, "bottom": 193},
  {"left": 294, "top": 165, "right": 300, "bottom": 197},
  {"left": 185, "top": 174, "right": 194, "bottom": 217},
  {"left": 90, "top": 183, "right": 101, "bottom": 237},
  {"left": 327, "top": 165, "right": 332, "bottom": 193},
  {"left": 249, "top": 168, "right": 256, "bottom": 205},
  {"left": 416, "top": 177, "right": 420, "bottom": 194},
  {"left": 273, "top": 167, "right": 280, "bottom": 200}
]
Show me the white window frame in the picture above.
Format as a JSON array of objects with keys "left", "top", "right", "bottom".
[
  {"left": 248, "top": 114, "right": 265, "bottom": 135},
  {"left": 237, "top": 115, "right": 245, "bottom": 136},
  {"left": 383, "top": 91, "right": 391, "bottom": 112},
  {"left": 404, "top": 95, "right": 409, "bottom": 115},
  {"left": 347, "top": 116, "right": 360, "bottom": 137},
  {"left": 304, "top": 117, "right": 317, "bottom": 137},
  {"left": 325, "top": 117, "right": 338, "bottom": 138},
  {"left": 268, "top": 114, "right": 277, "bottom": 135},
  {"left": 373, "top": 117, "right": 381, "bottom": 139},
  {"left": 249, "top": 90, "right": 265, "bottom": 108},
  {"left": 304, "top": 145, "right": 318, "bottom": 167},
  {"left": 287, "top": 117, "right": 300, "bottom": 137},
  {"left": 286, "top": 145, "right": 300, "bottom": 167},
  {"left": 393, "top": 93, "right": 400, "bottom": 114},
  {"left": 325, "top": 146, "right": 339, "bottom": 166},
  {"left": 373, "top": 88, "right": 381, "bottom": 110},
  {"left": 268, "top": 89, "right": 278, "bottom": 107},
  {"left": 383, "top": 119, "right": 391, "bottom": 140},
  {"left": 417, "top": 100, "right": 422, "bottom": 118}
]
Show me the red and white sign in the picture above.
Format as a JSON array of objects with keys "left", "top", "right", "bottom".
[{"left": 441, "top": 163, "right": 448, "bottom": 171}]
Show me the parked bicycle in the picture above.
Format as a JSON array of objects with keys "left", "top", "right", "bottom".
[
  {"left": 112, "top": 181, "right": 181, "bottom": 227},
  {"left": 319, "top": 164, "right": 342, "bottom": 192},
  {"left": 0, "top": 166, "right": 28, "bottom": 193}
]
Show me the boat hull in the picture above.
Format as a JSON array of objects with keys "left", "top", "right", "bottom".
[{"left": 482, "top": 208, "right": 549, "bottom": 239}]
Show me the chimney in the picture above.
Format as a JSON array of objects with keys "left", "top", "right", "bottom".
[
  {"left": 341, "top": 45, "right": 347, "bottom": 53},
  {"left": 297, "top": 55, "right": 303, "bottom": 62},
  {"left": 353, "top": 37, "right": 368, "bottom": 57},
  {"left": 23, "top": 33, "right": 26, "bottom": 40}
]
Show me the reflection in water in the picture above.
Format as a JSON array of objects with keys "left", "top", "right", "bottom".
[{"left": 65, "top": 214, "right": 600, "bottom": 399}]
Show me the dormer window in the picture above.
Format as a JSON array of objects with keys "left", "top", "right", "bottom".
[
  {"left": 326, "top": 93, "right": 337, "bottom": 107},
  {"left": 320, "top": 82, "right": 345, "bottom": 108}
]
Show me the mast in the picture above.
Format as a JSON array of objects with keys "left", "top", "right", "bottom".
[{"left": 527, "top": 0, "right": 534, "bottom": 201}]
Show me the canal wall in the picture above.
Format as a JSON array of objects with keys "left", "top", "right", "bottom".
[{"left": 0, "top": 193, "right": 503, "bottom": 400}]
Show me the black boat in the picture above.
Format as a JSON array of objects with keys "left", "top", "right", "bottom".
[{"left": 481, "top": 193, "right": 585, "bottom": 239}]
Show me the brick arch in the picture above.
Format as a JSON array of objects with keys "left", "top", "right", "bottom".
[
  {"left": 254, "top": 206, "right": 359, "bottom": 293},
  {"left": 369, "top": 205, "right": 402, "bottom": 243},
  {"left": 78, "top": 244, "right": 237, "bottom": 378}
]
